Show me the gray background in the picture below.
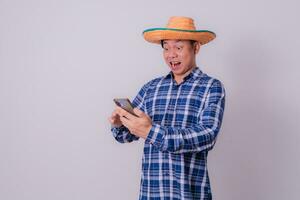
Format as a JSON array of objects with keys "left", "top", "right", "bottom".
[{"left": 1, "top": 0, "right": 299, "bottom": 199}]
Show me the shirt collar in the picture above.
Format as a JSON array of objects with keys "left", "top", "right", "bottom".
[{"left": 164, "top": 66, "right": 203, "bottom": 82}]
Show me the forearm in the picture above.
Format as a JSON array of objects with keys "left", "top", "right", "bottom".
[
  {"left": 145, "top": 98, "right": 225, "bottom": 153},
  {"left": 145, "top": 123, "right": 219, "bottom": 153}
]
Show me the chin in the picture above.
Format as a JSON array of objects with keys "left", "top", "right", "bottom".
[
  {"left": 169, "top": 65, "right": 186, "bottom": 75},
  {"left": 172, "top": 70, "right": 183, "bottom": 76}
]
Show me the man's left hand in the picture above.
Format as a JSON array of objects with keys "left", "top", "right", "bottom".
[{"left": 115, "top": 106, "right": 152, "bottom": 139}]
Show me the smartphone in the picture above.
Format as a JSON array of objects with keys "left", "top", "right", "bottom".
[{"left": 113, "top": 98, "right": 138, "bottom": 117}]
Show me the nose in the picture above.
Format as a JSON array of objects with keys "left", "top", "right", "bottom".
[{"left": 167, "top": 49, "right": 178, "bottom": 59}]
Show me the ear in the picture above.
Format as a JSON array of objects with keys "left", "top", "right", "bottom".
[{"left": 194, "top": 42, "right": 200, "bottom": 54}]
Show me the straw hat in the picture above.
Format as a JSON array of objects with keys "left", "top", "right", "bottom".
[{"left": 143, "top": 16, "right": 216, "bottom": 45}]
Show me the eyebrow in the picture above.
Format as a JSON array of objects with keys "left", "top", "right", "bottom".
[{"left": 162, "top": 40, "right": 184, "bottom": 48}]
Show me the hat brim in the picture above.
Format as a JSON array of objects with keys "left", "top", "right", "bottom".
[{"left": 143, "top": 28, "right": 216, "bottom": 45}]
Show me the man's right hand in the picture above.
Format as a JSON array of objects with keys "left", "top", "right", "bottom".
[{"left": 108, "top": 108, "right": 123, "bottom": 128}]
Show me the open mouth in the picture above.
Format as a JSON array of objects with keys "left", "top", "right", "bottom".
[{"left": 170, "top": 61, "right": 181, "bottom": 69}]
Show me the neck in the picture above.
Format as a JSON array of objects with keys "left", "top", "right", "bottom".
[{"left": 174, "top": 65, "right": 197, "bottom": 84}]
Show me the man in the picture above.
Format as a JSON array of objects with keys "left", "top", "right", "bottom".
[{"left": 108, "top": 16, "right": 226, "bottom": 200}]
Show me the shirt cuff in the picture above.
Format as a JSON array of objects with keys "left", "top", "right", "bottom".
[
  {"left": 111, "top": 125, "right": 127, "bottom": 137},
  {"left": 145, "top": 123, "right": 164, "bottom": 148}
]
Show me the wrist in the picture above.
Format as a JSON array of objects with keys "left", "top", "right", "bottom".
[{"left": 141, "top": 124, "right": 152, "bottom": 139}]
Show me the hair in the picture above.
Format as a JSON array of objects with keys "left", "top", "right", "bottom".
[{"left": 160, "top": 40, "right": 196, "bottom": 48}]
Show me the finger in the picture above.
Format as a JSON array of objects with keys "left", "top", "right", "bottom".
[
  {"left": 120, "top": 115, "right": 131, "bottom": 128},
  {"left": 114, "top": 107, "right": 123, "bottom": 117},
  {"left": 108, "top": 117, "right": 117, "bottom": 125},
  {"left": 120, "top": 116, "right": 138, "bottom": 135},
  {"left": 111, "top": 110, "right": 119, "bottom": 118},
  {"left": 112, "top": 109, "right": 120, "bottom": 116},
  {"left": 108, "top": 116, "right": 116, "bottom": 124},
  {"left": 111, "top": 112, "right": 117, "bottom": 118},
  {"left": 116, "top": 106, "right": 135, "bottom": 120},
  {"left": 111, "top": 111, "right": 121, "bottom": 119},
  {"left": 133, "top": 108, "right": 145, "bottom": 117},
  {"left": 111, "top": 113, "right": 120, "bottom": 121}
]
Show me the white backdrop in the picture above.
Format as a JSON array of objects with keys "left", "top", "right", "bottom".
[{"left": 1, "top": 0, "right": 299, "bottom": 199}]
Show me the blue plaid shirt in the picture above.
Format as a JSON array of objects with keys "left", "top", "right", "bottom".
[{"left": 111, "top": 67, "right": 226, "bottom": 200}]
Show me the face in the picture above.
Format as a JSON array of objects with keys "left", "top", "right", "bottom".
[{"left": 162, "top": 39, "right": 200, "bottom": 78}]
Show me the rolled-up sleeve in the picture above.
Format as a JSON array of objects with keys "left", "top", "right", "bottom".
[
  {"left": 110, "top": 81, "right": 151, "bottom": 143},
  {"left": 145, "top": 80, "right": 226, "bottom": 153}
]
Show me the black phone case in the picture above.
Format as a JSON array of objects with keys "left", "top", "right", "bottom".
[{"left": 113, "top": 98, "right": 138, "bottom": 117}]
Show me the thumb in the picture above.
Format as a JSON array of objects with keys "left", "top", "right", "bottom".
[{"left": 133, "top": 108, "right": 144, "bottom": 117}]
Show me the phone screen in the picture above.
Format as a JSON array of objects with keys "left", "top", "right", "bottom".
[{"left": 113, "top": 98, "right": 138, "bottom": 117}]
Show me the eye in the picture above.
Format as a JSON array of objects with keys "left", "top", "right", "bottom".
[{"left": 177, "top": 46, "right": 182, "bottom": 50}]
